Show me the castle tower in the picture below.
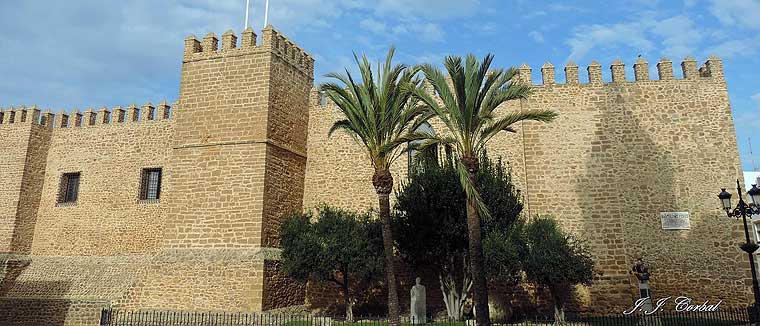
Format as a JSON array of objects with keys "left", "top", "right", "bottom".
[
  {"left": 130, "top": 26, "right": 314, "bottom": 312},
  {"left": 0, "top": 106, "right": 50, "bottom": 255}
]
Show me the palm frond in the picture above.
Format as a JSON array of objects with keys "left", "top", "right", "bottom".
[
  {"left": 328, "top": 119, "right": 367, "bottom": 148},
  {"left": 456, "top": 160, "right": 491, "bottom": 219},
  {"left": 322, "top": 47, "right": 423, "bottom": 171},
  {"left": 479, "top": 109, "right": 558, "bottom": 147},
  {"left": 482, "top": 81, "right": 533, "bottom": 115},
  {"left": 409, "top": 54, "right": 559, "bottom": 224},
  {"left": 378, "top": 131, "right": 437, "bottom": 155}
]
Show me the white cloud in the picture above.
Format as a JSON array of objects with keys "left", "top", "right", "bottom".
[
  {"left": 547, "top": 3, "right": 576, "bottom": 11},
  {"left": 529, "top": 31, "right": 545, "bottom": 43},
  {"left": 373, "top": 0, "right": 479, "bottom": 20},
  {"left": 733, "top": 101, "right": 760, "bottom": 141},
  {"left": 705, "top": 37, "right": 760, "bottom": 58},
  {"left": 566, "top": 21, "right": 654, "bottom": 60},
  {"left": 634, "top": 0, "right": 661, "bottom": 6},
  {"left": 709, "top": 0, "right": 760, "bottom": 30},
  {"left": 753, "top": 93, "right": 760, "bottom": 108},
  {"left": 392, "top": 25, "right": 408, "bottom": 35},
  {"left": 0, "top": 0, "right": 480, "bottom": 109},
  {"left": 733, "top": 109, "right": 760, "bottom": 135},
  {"left": 409, "top": 52, "right": 448, "bottom": 65},
  {"left": 359, "top": 18, "right": 387, "bottom": 34},
  {"left": 411, "top": 23, "right": 445, "bottom": 42},
  {"left": 565, "top": 14, "right": 707, "bottom": 61},
  {"left": 563, "top": 2, "right": 760, "bottom": 64},
  {"left": 651, "top": 15, "right": 702, "bottom": 58}
]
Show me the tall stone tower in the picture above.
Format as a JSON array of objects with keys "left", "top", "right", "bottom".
[{"left": 120, "top": 26, "right": 314, "bottom": 311}]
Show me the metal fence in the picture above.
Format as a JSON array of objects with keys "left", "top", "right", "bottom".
[{"left": 100, "top": 308, "right": 754, "bottom": 326}]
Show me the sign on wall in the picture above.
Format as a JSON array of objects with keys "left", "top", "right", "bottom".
[{"left": 660, "top": 212, "right": 691, "bottom": 230}]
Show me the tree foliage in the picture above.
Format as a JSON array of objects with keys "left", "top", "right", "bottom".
[
  {"left": 280, "top": 205, "right": 384, "bottom": 320},
  {"left": 393, "top": 157, "right": 468, "bottom": 270},
  {"left": 522, "top": 216, "right": 595, "bottom": 323},
  {"left": 482, "top": 221, "right": 526, "bottom": 285},
  {"left": 392, "top": 155, "right": 525, "bottom": 319},
  {"left": 408, "top": 53, "right": 558, "bottom": 326}
]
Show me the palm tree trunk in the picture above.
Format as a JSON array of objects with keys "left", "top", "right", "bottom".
[
  {"left": 378, "top": 192, "right": 400, "bottom": 326},
  {"left": 466, "top": 171, "right": 491, "bottom": 326}
]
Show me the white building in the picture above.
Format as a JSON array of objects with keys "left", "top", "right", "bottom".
[{"left": 745, "top": 171, "right": 760, "bottom": 190}]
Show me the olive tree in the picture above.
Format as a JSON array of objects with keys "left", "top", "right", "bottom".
[
  {"left": 280, "top": 205, "right": 384, "bottom": 321},
  {"left": 523, "top": 216, "right": 595, "bottom": 324}
]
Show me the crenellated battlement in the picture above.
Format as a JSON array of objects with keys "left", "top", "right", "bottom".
[
  {"left": 518, "top": 56, "right": 724, "bottom": 86},
  {"left": 183, "top": 26, "right": 314, "bottom": 75},
  {"left": 0, "top": 101, "right": 175, "bottom": 129},
  {"left": 0, "top": 105, "right": 41, "bottom": 126}
]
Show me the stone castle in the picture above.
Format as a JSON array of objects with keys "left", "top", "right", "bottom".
[{"left": 0, "top": 26, "right": 750, "bottom": 325}]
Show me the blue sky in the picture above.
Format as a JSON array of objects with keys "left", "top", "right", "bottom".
[{"left": 1, "top": 0, "right": 759, "bottom": 170}]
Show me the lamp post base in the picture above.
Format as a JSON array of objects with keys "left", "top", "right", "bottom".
[{"left": 748, "top": 304, "right": 760, "bottom": 325}]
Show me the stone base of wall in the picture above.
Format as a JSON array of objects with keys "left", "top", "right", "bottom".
[
  {"left": 116, "top": 248, "right": 305, "bottom": 312},
  {"left": 263, "top": 260, "right": 306, "bottom": 311},
  {"left": 0, "top": 249, "right": 307, "bottom": 325},
  {"left": 0, "top": 298, "right": 108, "bottom": 326}
]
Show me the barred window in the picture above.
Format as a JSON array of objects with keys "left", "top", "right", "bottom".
[
  {"left": 58, "top": 172, "right": 80, "bottom": 204},
  {"left": 140, "top": 168, "right": 162, "bottom": 201}
]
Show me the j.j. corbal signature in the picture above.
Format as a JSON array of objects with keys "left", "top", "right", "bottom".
[{"left": 623, "top": 296, "right": 722, "bottom": 315}]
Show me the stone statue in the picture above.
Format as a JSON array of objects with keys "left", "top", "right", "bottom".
[
  {"left": 630, "top": 257, "right": 654, "bottom": 314},
  {"left": 410, "top": 277, "right": 426, "bottom": 324},
  {"left": 631, "top": 257, "right": 651, "bottom": 282}
]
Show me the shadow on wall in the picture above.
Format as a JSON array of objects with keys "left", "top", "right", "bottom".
[
  {"left": 0, "top": 258, "right": 73, "bottom": 326},
  {"left": 574, "top": 89, "right": 678, "bottom": 313},
  {"left": 10, "top": 124, "right": 52, "bottom": 255}
]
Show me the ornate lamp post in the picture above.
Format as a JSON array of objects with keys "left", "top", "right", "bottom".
[{"left": 718, "top": 180, "right": 760, "bottom": 322}]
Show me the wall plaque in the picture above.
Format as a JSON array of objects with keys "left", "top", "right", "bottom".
[{"left": 660, "top": 212, "right": 690, "bottom": 230}]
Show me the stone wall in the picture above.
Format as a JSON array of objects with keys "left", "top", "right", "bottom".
[
  {"left": 0, "top": 109, "right": 47, "bottom": 254},
  {"left": 263, "top": 260, "right": 307, "bottom": 310},
  {"left": 32, "top": 114, "right": 173, "bottom": 256},
  {"left": 303, "top": 56, "right": 750, "bottom": 312},
  {"left": 116, "top": 249, "right": 266, "bottom": 311},
  {"left": 0, "top": 298, "right": 108, "bottom": 326},
  {"left": 0, "top": 104, "right": 175, "bottom": 325},
  {"left": 123, "top": 26, "right": 314, "bottom": 314},
  {"left": 261, "top": 31, "right": 312, "bottom": 248},
  {"left": 303, "top": 102, "right": 408, "bottom": 212},
  {"left": 516, "top": 57, "right": 747, "bottom": 311}
]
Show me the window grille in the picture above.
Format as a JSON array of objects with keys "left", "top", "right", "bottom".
[
  {"left": 58, "top": 172, "right": 80, "bottom": 204},
  {"left": 140, "top": 168, "right": 162, "bottom": 201}
]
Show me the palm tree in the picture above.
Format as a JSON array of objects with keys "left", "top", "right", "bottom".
[
  {"left": 320, "top": 48, "right": 422, "bottom": 326},
  {"left": 409, "top": 54, "right": 558, "bottom": 326}
]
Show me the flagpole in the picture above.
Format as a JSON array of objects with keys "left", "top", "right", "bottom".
[
  {"left": 263, "top": 0, "right": 270, "bottom": 27},
  {"left": 244, "top": 0, "right": 251, "bottom": 29}
]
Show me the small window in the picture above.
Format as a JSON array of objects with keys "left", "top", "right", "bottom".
[
  {"left": 140, "top": 168, "right": 162, "bottom": 201},
  {"left": 58, "top": 172, "right": 80, "bottom": 204}
]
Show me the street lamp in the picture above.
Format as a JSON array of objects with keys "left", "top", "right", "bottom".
[{"left": 719, "top": 180, "right": 760, "bottom": 323}]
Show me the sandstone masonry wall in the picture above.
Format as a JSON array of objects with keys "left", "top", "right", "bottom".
[
  {"left": 33, "top": 107, "right": 174, "bottom": 256},
  {"left": 0, "top": 104, "right": 174, "bottom": 325},
  {"left": 304, "top": 56, "right": 749, "bottom": 312},
  {"left": 515, "top": 57, "right": 747, "bottom": 311},
  {"left": 303, "top": 99, "right": 408, "bottom": 212},
  {"left": 0, "top": 108, "right": 47, "bottom": 254},
  {"left": 121, "top": 26, "right": 313, "bottom": 315}
]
